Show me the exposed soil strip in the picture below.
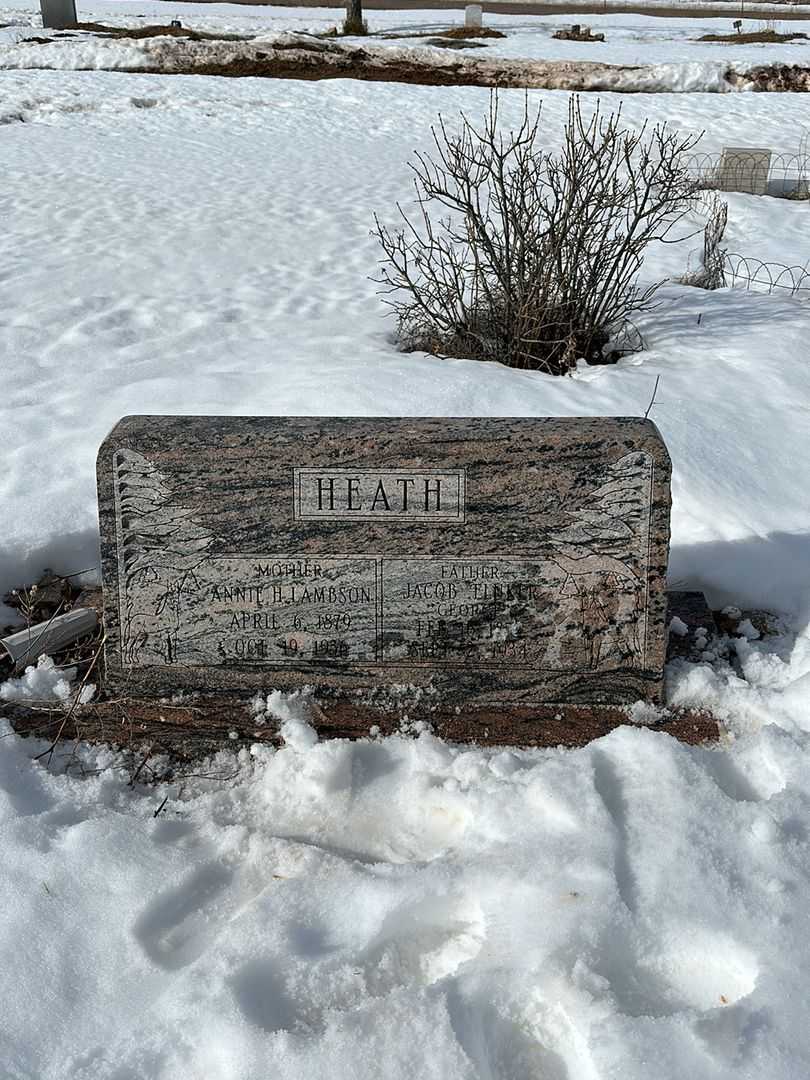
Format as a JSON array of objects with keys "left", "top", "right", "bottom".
[
  {"left": 4, "top": 695, "right": 720, "bottom": 761},
  {"left": 144, "top": 49, "right": 618, "bottom": 85},
  {"left": 726, "top": 63, "right": 810, "bottom": 89},
  {"left": 121, "top": 46, "right": 810, "bottom": 92}
]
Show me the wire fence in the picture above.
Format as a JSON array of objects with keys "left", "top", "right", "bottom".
[
  {"left": 723, "top": 254, "right": 810, "bottom": 298},
  {"left": 684, "top": 188, "right": 810, "bottom": 298},
  {"left": 681, "top": 191, "right": 728, "bottom": 290}
]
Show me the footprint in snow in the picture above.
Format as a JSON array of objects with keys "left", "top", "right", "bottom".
[
  {"left": 593, "top": 922, "right": 759, "bottom": 1019},
  {"left": 359, "top": 894, "right": 486, "bottom": 996},
  {"left": 229, "top": 959, "right": 301, "bottom": 1035},
  {"left": 227, "top": 895, "right": 487, "bottom": 1034},
  {"left": 132, "top": 860, "right": 235, "bottom": 971}
]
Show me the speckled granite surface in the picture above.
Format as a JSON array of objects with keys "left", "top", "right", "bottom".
[{"left": 97, "top": 416, "right": 671, "bottom": 707}]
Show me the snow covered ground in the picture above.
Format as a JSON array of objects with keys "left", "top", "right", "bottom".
[
  {"left": 2, "top": 4, "right": 810, "bottom": 1076},
  {"left": 2, "top": 704, "right": 810, "bottom": 1080},
  {"left": 2, "top": 70, "right": 809, "bottom": 614},
  {"left": 2, "top": 0, "right": 810, "bottom": 87}
]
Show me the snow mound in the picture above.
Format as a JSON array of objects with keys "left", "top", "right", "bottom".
[
  {"left": 2, "top": 683, "right": 810, "bottom": 1077},
  {"left": 0, "top": 654, "right": 75, "bottom": 703}
]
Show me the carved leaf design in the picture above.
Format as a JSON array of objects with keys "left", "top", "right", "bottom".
[{"left": 115, "top": 450, "right": 214, "bottom": 666}]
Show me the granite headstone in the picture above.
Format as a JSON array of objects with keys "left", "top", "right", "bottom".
[{"left": 97, "top": 416, "right": 672, "bottom": 722}]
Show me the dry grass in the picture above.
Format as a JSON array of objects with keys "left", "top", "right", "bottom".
[
  {"left": 437, "top": 26, "right": 507, "bottom": 39},
  {"left": 699, "top": 29, "right": 809, "bottom": 43},
  {"left": 71, "top": 21, "right": 249, "bottom": 42},
  {"left": 177, "top": 51, "right": 497, "bottom": 82},
  {"left": 375, "top": 26, "right": 506, "bottom": 44}
]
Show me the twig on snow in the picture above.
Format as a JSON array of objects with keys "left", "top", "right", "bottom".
[{"left": 644, "top": 374, "right": 661, "bottom": 419}]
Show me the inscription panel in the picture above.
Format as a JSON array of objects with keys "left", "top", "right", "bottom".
[
  {"left": 379, "top": 556, "right": 645, "bottom": 670},
  {"left": 118, "top": 555, "right": 379, "bottom": 668},
  {"left": 114, "top": 547, "right": 648, "bottom": 674}
]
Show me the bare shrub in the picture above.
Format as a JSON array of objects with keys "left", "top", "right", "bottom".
[{"left": 374, "top": 96, "right": 701, "bottom": 375}]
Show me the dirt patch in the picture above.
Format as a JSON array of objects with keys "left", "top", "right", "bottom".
[
  {"left": 728, "top": 62, "right": 810, "bottom": 89},
  {"left": 375, "top": 26, "right": 505, "bottom": 42},
  {"left": 4, "top": 693, "right": 720, "bottom": 764},
  {"left": 253, "top": 37, "right": 332, "bottom": 52},
  {"left": 437, "top": 26, "right": 506, "bottom": 38},
  {"left": 124, "top": 46, "right": 807, "bottom": 93},
  {"left": 140, "top": 49, "right": 510, "bottom": 83},
  {"left": 71, "top": 34, "right": 649, "bottom": 89},
  {"left": 699, "top": 29, "right": 809, "bottom": 43}
]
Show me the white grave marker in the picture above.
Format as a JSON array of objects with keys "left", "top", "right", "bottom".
[
  {"left": 465, "top": 4, "right": 483, "bottom": 29},
  {"left": 717, "top": 147, "right": 772, "bottom": 196}
]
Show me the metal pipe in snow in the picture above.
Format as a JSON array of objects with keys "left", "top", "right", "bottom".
[{"left": 0, "top": 609, "right": 98, "bottom": 672}]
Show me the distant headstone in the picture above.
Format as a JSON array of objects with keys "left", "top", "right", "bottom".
[
  {"left": 465, "top": 4, "right": 483, "bottom": 29},
  {"left": 97, "top": 416, "right": 672, "bottom": 724},
  {"left": 553, "top": 23, "right": 605, "bottom": 41},
  {"left": 717, "top": 147, "right": 772, "bottom": 196},
  {"left": 40, "top": 0, "right": 77, "bottom": 29}
]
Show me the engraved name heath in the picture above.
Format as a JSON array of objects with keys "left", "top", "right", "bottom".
[{"left": 294, "top": 468, "right": 465, "bottom": 521}]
